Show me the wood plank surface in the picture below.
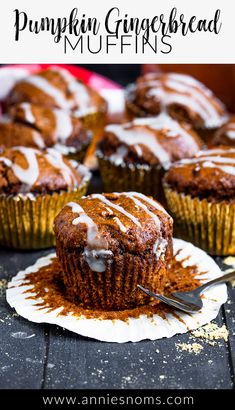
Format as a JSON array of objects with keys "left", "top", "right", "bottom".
[
  {"left": 0, "top": 249, "right": 50, "bottom": 389},
  {"left": 0, "top": 176, "right": 234, "bottom": 389}
]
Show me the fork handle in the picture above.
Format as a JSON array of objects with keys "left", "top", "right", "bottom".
[{"left": 196, "top": 270, "right": 235, "bottom": 293}]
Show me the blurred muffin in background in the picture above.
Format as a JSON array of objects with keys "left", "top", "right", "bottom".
[
  {"left": 210, "top": 116, "right": 235, "bottom": 147},
  {"left": 164, "top": 146, "right": 235, "bottom": 255},
  {"left": 126, "top": 72, "right": 228, "bottom": 142},
  {"left": 4, "top": 66, "right": 107, "bottom": 169},
  {"left": 97, "top": 113, "right": 203, "bottom": 202},
  {"left": 8, "top": 103, "right": 92, "bottom": 162},
  {"left": 0, "top": 146, "right": 91, "bottom": 249}
]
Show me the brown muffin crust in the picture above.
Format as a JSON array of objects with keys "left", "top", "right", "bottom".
[
  {"left": 7, "top": 68, "right": 72, "bottom": 109},
  {"left": 164, "top": 147, "right": 235, "bottom": 201},
  {"left": 210, "top": 116, "right": 235, "bottom": 147},
  {"left": 7, "top": 67, "right": 107, "bottom": 117},
  {"left": 9, "top": 103, "right": 92, "bottom": 151},
  {"left": 126, "top": 72, "right": 227, "bottom": 130},
  {"left": 54, "top": 192, "right": 173, "bottom": 254},
  {"left": 98, "top": 114, "right": 203, "bottom": 169},
  {"left": 0, "top": 147, "right": 90, "bottom": 195},
  {"left": 54, "top": 192, "right": 173, "bottom": 310},
  {"left": 0, "top": 121, "right": 46, "bottom": 149}
]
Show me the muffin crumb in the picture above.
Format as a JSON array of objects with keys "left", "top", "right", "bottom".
[
  {"left": 176, "top": 342, "right": 203, "bottom": 354},
  {"left": 191, "top": 323, "right": 228, "bottom": 342}
]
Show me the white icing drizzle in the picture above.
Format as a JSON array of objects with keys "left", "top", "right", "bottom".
[
  {"left": 67, "top": 201, "right": 111, "bottom": 273},
  {"left": 20, "top": 102, "right": 35, "bottom": 124},
  {"left": 91, "top": 194, "right": 141, "bottom": 227},
  {"left": 106, "top": 124, "right": 171, "bottom": 169},
  {"left": 24, "top": 75, "right": 70, "bottom": 109},
  {"left": 51, "top": 66, "right": 91, "bottom": 115},
  {"left": 135, "top": 145, "right": 143, "bottom": 157},
  {"left": 109, "top": 146, "right": 128, "bottom": 166},
  {"left": 125, "top": 193, "right": 161, "bottom": 230},
  {"left": 125, "top": 192, "right": 169, "bottom": 259},
  {"left": 0, "top": 68, "right": 28, "bottom": 101},
  {"left": 128, "top": 192, "right": 169, "bottom": 215},
  {"left": 68, "top": 81, "right": 91, "bottom": 116},
  {"left": 113, "top": 217, "right": 127, "bottom": 233},
  {"left": 0, "top": 148, "right": 88, "bottom": 190},
  {"left": 201, "top": 161, "right": 235, "bottom": 176},
  {"left": 67, "top": 191, "right": 169, "bottom": 269},
  {"left": 226, "top": 130, "right": 235, "bottom": 140},
  {"left": 76, "top": 163, "right": 92, "bottom": 182},
  {"left": 53, "top": 109, "right": 73, "bottom": 141},
  {"left": 199, "top": 148, "right": 235, "bottom": 155},
  {"left": 220, "top": 121, "right": 235, "bottom": 140},
  {"left": 180, "top": 156, "right": 235, "bottom": 165},
  {"left": 0, "top": 157, "right": 12, "bottom": 167},
  {"left": 142, "top": 73, "right": 225, "bottom": 128},
  {"left": 68, "top": 202, "right": 101, "bottom": 245},
  {"left": 177, "top": 150, "right": 235, "bottom": 177},
  {"left": 153, "top": 238, "right": 168, "bottom": 259},
  {"left": 45, "top": 148, "right": 77, "bottom": 186},
  {"left": 32, "top": 131, "right": 46, "bottom": 149},
  {"left": 11, "top": 147, "right": 40, "bottom": 186},
  {"left": 83, "top": 249, "right": 113, "bottom": 273},
  {"left": 105, "top": 207, "right": 114, "bottom": 215},
  {"left": 133, "top": 113, "right": 198, "bottom": 151},
  {"left": 53, "top": 143, "right": 76, "bottom": 155}
]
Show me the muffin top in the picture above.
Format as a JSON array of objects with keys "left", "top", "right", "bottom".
[
  {"left": 0, "top": 121, "right": 46, "bottom": 150},
  {"left": 8, "top": 103, "right": 92, "bottom": 152},
  {"left": 98, "top": 113, "right": 203, "bottom": 169},
  {"left": 7, "top": 67, "right": 106, "bottom": 117},
  {"left": 54, "top": 192, "right": 173, "bottom": 259},
  {"left": 0, "top": 146, "right": 91, "bottom": 195},
  {"left": 126, "top": 72, "right": 227, "bottom": 129},
  {"left": 210, "top": 116, "right": 235, "bottom": 147},
  {"left": 164, "top": 147, "right": 235, "bottom": 201}
]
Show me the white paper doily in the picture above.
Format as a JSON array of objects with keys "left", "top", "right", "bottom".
[{"left": 6, "top": 239, "right": 228, "bottom": 343}]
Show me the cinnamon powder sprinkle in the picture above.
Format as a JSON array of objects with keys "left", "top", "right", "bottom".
[{"left": 22, "top": 255, "right": 202, "bottom": 322}]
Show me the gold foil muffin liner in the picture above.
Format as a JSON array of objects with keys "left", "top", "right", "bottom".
[
  {"left": 6, "top": 239, "right": 227, "bottom": 343},
  {"left": 164, "top": 184, "right": 235, "bottom": 256},
  {"left": 0, "top": 180, "right": 89, "bottom": 250},
  {"left": 97, "top": 152, "right": 165, "bottom": 203}
]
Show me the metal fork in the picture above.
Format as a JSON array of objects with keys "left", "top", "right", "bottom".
[{"left": 137, "top": 270, "right": 235, "bottom": 313}]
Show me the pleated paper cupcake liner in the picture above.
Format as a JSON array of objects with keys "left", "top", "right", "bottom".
[
  {"left": 6, "top": 239, "right": 227, "bottom": 343},
  {"left": 97, "top": 152, "right": 165, "bottom": 203},
  {"left": 0, "top": 179, "right": 90, "bottom": 250},
  {"left": 164, "top": 184, "right": 235, "bottom": 256},
  {"left": 56, "top": 241, "right": 167, "bottom": 310}
]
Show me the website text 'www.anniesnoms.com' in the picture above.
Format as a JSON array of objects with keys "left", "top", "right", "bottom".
[{"left": 42, "top": 393, "right": 194, "bottom": 406}]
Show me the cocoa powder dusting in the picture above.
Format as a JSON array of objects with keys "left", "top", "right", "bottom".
[{"left": 22, "top": 254, "right": 202, "bottom": 322}]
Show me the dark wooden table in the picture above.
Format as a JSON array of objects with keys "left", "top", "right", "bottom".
[{"left": 0, "top": 173, "right": 235, "bottom": 390}]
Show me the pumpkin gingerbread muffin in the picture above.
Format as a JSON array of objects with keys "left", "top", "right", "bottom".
[
  {"left": 0, "top": 146, "right": 91, "bottom": 249},
  {"left": 164, "top": 146, "right": 235, "bottom": 255},
  {"left": 54, "top": 192, "right": 173, "bottom": 310},
  {"left": 97, "top": 113, "right": 203, "bottom": 200},
  {"left": 126, "top": 72, "right": 227, "bottom": 141}
]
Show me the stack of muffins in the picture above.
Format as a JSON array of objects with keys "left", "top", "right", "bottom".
[
  {"left": 1, "top": 66, "right": 235, "bottom": 314},
  {"left": 0, "top": 66, "right": 107, "bottom": 248},
  {"left": 97, "top": 71, "right": 234, "bottom": 257}
]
